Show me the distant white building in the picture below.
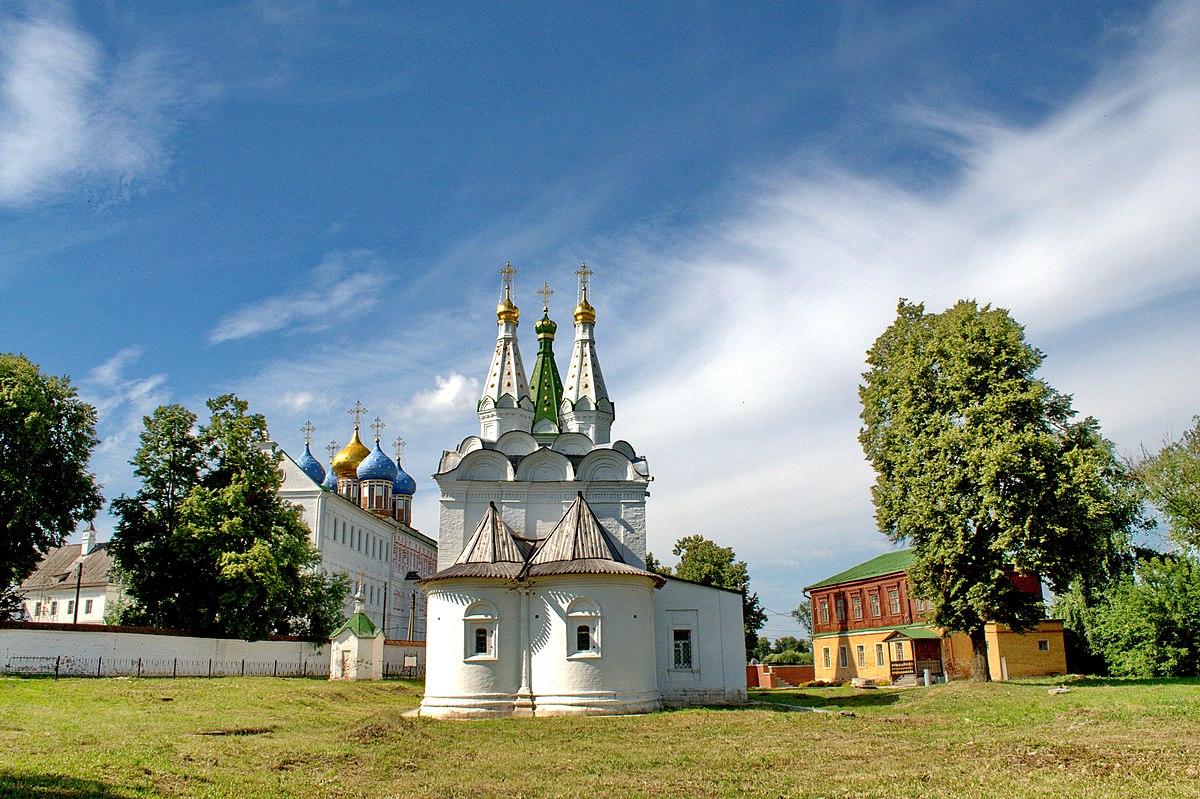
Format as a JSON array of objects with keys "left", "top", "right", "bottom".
[
  {"left": 279, "top": 423, "right": 437, "bottom": 640},
  {"left": 19, "top": 523, "right": 122, "bottom": 625},
  {"left": 420, "top": 266, "right": 746, "bottom": 718}
]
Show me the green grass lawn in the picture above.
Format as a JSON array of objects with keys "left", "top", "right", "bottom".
[{"left": 2, "top": 676, "right": 1198, "bottom": 798}]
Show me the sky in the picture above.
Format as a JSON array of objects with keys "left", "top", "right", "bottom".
[{"left": 3, "top": 1, "right": 1198, "bottom": 640}]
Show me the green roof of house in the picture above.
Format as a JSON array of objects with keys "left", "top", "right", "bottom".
[
  {"left": 883, "top": 626, "right": 942, "bottom": 640},
  {"left": 805, "top": 549, "right": 916, "bottom": 591},
  {"left": 331, "top": 611, "right": 381, "bottom": 639}
]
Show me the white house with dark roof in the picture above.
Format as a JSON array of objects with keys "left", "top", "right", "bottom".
[
  {"left": 19, "top": 523, "right": 123, "bottom": 624},
  {"left": 418, "top": 267, "right": 746, "bottom": 718}
]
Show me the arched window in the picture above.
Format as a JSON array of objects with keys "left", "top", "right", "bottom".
[
  {"left": 463, "top": 601, "right": 498, "bottom": 661},
  {"left": 566, "top": 598, "right": 601, "bottom": 658}
]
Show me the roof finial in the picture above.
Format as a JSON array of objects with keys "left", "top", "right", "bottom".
[
  {"left": 575, "top": 263, "right": 593, "bottom": 301},
  {"left": 370, "top": 416, "right": 386, "bottom": 442},
  {"left": 348, "top": 401, "right": 367, "bottom": 429},
  {"left": 497, "top": 262, "right": 520, "bottom": 323},
  {"left": 326, "top": 440, "right": 339, "bottom": 461},
  {"left": 573, "top": 263, "right": 596, "bottom": 325},
  {"left": 300, "top": 420, "right": 316, "bottom": 446},
  {"left": 393, "top": 436, "right": 406, "bottom": 460},
  {"left": 537, "top": 281, "right": 554, "bottom": 313}
]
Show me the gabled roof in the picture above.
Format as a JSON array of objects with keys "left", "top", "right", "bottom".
[
  {"left": 455, "top": 503, "right": 529, "bottom": 565},
  {"left": 19, "top": 543, "right": 114, "bottom": 592},
  {"left": 423, "top": 493, "right": 664, "bottom": 587},
  {"left": 332, "top": 611, "right": 381, "bottom": 639},
  {"left": 805, "top": 549, "right": 916, "bottom": 591}
]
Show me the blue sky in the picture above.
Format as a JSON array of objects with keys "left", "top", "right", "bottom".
[{"left": 3, "top": 1, "right": 1198, "bottom": 639}]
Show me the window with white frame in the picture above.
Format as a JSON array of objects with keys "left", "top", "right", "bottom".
[
  {"left": 852, "top": 595, "right": 862, "bottom": 619},
  {"left": 822, "top": 647, "right": 831, "bottom": 668},
  {"left": 870, "top": 593, "right": 881, "bottom": 617},
  {"left": 84, "top": 599, "right": 94, "bottom": 615},
  {"left": 463, "top": 601, "right": 498, "bottom": 660},
  {"left": 875, "top": 643, "right": 885, "bottom": 666},
  {"left": 838, "top": 646, "right": 848, "bottom": 668},
  {"left": 566, "top": 598, "right": 601, "bottom": 658},
  {"left": 1038, "top": 639, "right": 1050, "bottom": 652},
  {"left": 856, "top": 644, "right": 865, "bottom": 667},
  {"left": 893, "top": 641, "right": 904, "bottom": 660},
  {"left": 888, "top": 589, "right": 901, "bottom": 615},
  {"left": 836, "top": 598, "right": 846, "bottom": 622},
  {"left": 672, "top": 628, "right": 694, "bottom": 670},
  {"left": 820, "top": 600, "right": 829, "bottom": 623}
]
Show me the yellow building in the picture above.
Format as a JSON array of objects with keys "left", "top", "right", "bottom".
[{"left": 807, "top": 550, "right": 1067, "bottom": 684}]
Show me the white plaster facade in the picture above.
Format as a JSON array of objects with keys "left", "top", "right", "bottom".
[
  {"left": 278, "top": 450, "right": 437, "bottom": 639},
  {"left": 419, "top": 275, "right": 746, "bottom": 717}
]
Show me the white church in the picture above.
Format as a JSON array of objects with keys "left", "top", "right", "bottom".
[{"left": 419, "top": 265, "right": 746, "bottom": 718}]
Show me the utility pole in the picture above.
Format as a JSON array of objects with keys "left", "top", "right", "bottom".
[{"left": 72, "top": 563, "right": 83, "bottom": 624}]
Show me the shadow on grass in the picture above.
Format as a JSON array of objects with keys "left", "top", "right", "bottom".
[
  {"left": 1062, "top": 675, "right": 1200, "bottom": 689},
  {"left": 745, "top": 688, "right": 903, "bottom": 710},
  {"left": 0, "top": 772, "right": 136, "bottom": 799}
]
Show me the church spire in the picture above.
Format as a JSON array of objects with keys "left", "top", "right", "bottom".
[
  {"left": 478, "top": 262, "right": 533, "bottom": 440},
  {"left": 529, "top": 282, "right": 564, "bottom": 441},
  {"left": 561, "top": 264, "right": 614, "bottom": 443}
]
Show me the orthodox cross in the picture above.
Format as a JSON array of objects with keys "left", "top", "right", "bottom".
[
  {"left": 326, "top": 440, "right": 339, "bottom": 461},
  {"left": 300, "top": 420, "right": 316, "bottom": 445},
  {"left": 537, "top": 282, "right": 554, "bottom": 313},
  {"left": 575, "top": 263, "right": 593, "bottom": 299},
  {"left": 370, "top": 417, "right": 386, "bottom": 441},
  {"left": 348, "top": 401, "right": 367, "bottom": 428},
  {"left": 500, "top": 261, "right": 517, "bottom": 293},
  {"left": 393, "top": 436, "right": 407, "bottom": 460}
]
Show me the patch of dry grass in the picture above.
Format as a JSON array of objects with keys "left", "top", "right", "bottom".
[{"left": 1, "top": 676, "right": 1197, "bottom": 798}]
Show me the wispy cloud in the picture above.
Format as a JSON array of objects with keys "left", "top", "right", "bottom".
[
  {"left": 77, "top": 347, "right": 170, "bottom": 526},
  {"left": 601, "top": 1, "right": 1200, "bottom": 598},
  {"left": 0, "top": 4, "right": 188, "bottom": 207},
  {"left": 209, "top": 250, "right": 390, "bottom": 344}
]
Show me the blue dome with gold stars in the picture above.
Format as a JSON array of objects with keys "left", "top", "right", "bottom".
[
  {"left": 321, "top": 460, "right": 338, "bottom": 491},
  {"left": 357, "top": 440, "right": 399, "bottom": 482},
  {"left": 393, "top": 460, "right": 416, "bottom": 496},
  {"left": 296, "top": 443, "right": 326, "bottom": 485}
]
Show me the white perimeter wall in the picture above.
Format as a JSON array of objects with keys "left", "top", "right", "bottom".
[
  {"left": 654, "top": 578, "right": 747, "bottom": 705},
  {"left": 1, "top": 626, "right": 328, "bottom": 674}
]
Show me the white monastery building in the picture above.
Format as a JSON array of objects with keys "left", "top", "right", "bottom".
[
  {"left": 278, "top": 416, "right": 437, "bottom": 640},
  {"left": 420, "top": 265, "right": 747, "bottom": 718}
]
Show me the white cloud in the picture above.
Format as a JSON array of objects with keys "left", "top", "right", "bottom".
[
  {"left": 0, "top": 5, "right": 186, "bottom": 207},
  {"left": 209, "top": 250, "right": 390, "bottom": 343},
  {"left": 77, "top": 347, "right": 170, "bottom": 524},
  {"left": 405, "top": 373, "right": 480, "bottom": 422},
  {"left": 601, "top": 1, "right": 1200, "bottom": 598}
]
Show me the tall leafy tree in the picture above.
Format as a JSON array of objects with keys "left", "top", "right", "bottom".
[
  {"left": 652, "top": 534, "right": 766, "bottom": 654},
  {"left": 0, "top": 354, "right": 103, "bottom": 616},
  {"left": 109, "top": 395, "right": 347, "bottom": 640},
  {"left": 1135, "top": 416, "right": 1200, "bottom": 552},
  {"left": 859, "top": 300, "right": 1139, "bottom": 681}
]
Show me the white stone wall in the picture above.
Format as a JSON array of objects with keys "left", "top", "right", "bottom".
[
  {"left": 654, "top": 578, "right": 748, "bottom": 706},
  {"left": 1, "top": 626, "right": 328, "bottom": 676}
]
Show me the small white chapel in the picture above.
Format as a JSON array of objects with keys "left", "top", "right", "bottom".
[{"left": 419, "top": 265, "right": 746, "bottom": 718}]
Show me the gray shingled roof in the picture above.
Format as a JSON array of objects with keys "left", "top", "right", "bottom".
[
  {"left": 423, "top": 493, "right": 664, "bottom": 587},
  {"left": 454, "top": 503, "right": 530, "bottom": 565},
  {"left": 19, "top": 543, "right": 114, "bottom": 592}
]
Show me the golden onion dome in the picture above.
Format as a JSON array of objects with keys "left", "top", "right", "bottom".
[
  {"left": 574, "top": 287, "right": 596, "bottom": 325},
  {"left": 497, "top": 284, "right": 520, "bottom": 324},
  {"left": 332, "top": 427, "right": 371, "bottom": 478}
]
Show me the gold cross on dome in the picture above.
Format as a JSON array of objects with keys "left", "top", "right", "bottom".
[
  {"left": 348, "top": 401, "right": 367, "bottom": 428},
  {"left": 326, "top": 440, "right": 339, "bottom": 460},
  {"left": 500, "top": 261, "right": 517, "bottom": 291},
  {"left": 537, "top": 282, "right": 554, "bottom": 312},
  {"left": 575, "top": 263, "right": 593, "bottom": 299},
  {"left": 300, "top": 420, "right": 316, "bottom": 445},
  {"left": 393, "top": 436, "right": 407, "bottom": 460},
  {"left": 370, "top": 417, "right": 386, "bottom": 440}
]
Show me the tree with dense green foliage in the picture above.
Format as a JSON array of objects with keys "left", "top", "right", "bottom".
[
  {"left": 109, "top": 395, "right": 348, "bottom": 640},
  {"left": 647, "top": 534, "right": 767, "bottom": 655},
  {"left": 789, "top": 601, "right": 812, "bottom": 643},
  {"left": 859, "top": 300, "right": 1140, "bottom": 681},
  {"left": 1135, "top": 417, "right": 1200, "bottom": 552},
  {"left": 1081, "top": 553, "right": 1200, "bottom": 677},
  {"left": 0, "top": 354, "right": 103, "bottom": 616}
]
